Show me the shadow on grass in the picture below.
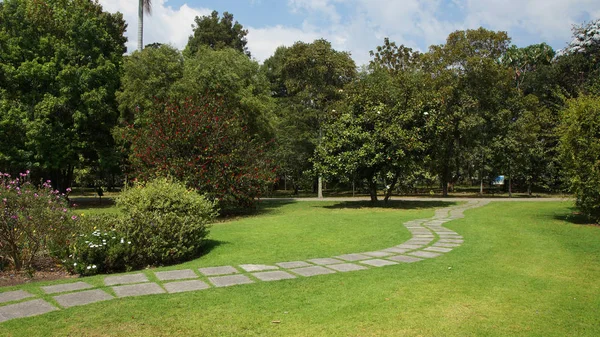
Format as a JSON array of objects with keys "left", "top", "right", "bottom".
[
  {"left": 320, "top": 200, "right": 456, "bottom": 210},
  {"left": 218, "top": 199, "right": 297, "bottom": 220},
  {"left": 552, "top": 206, "right": 598, "bottom": 226}
]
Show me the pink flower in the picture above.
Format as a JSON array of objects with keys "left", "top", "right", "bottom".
[
  {"left": 66, "top": 188, "right": 72, "bottom": 193},
  {"left": 63, "top": 208, "right": 68, "bottom": 212},
  {"left": 71, "top": 215, "right": 77, "bottom": 220}
]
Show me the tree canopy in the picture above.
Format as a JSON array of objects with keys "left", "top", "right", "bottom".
[{"left": 184, "top": 10, "right": 250, "bottom": 57}]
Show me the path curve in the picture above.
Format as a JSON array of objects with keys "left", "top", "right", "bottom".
[{"left": 0, "top": 200, "right": 491, "bottom": 323}]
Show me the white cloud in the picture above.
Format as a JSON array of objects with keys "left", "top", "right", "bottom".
[{"left": 98, "top": 0, "right": 210, "bottom": 53}]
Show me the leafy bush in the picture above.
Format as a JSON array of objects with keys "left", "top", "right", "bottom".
[
  {"left": 559, "top": 95, "right": 600, "bottom": 223},
  {"left": 0, "top": 172, "right": 76, "bottom": 271},
  {"left": 66, "top": 178, "right": 217, "bottom": 275},
  {"left": 125, "top": 95, "right": 276, "bottom": 210}
]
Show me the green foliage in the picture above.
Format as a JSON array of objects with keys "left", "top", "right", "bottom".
[
  {"left": 559, "top": 95, "right": 600, "bottom": 223},
  {"left": 67, "top": 178, "right": 217, "bottom": 275},
  {"left": 184, "top": 10, "right": 250, "bottom": 57},
  {"left": 0, "top": 0, "right": 126, "bottom": 191},
  {"left": 0, "top": 172, "right": 75, "bottom": 271}
]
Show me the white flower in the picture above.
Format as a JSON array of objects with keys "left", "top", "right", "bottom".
[
  {"left": 73, "top": 263, "right": 77, "bottom": 266},
  {"left": 92, "top": 265, "right": 97, "bottom": 269},
  {"left": 120, "top": 238, "right": 124, "bottom": 244},
  {"left": 87, "top": 266, "right": 91, "bottom": 270},
  {"left": 127, "top": 241, "right": 131, "bottom": 245}
]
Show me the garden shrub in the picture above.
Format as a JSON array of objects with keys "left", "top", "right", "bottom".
[
  {"left": 0, "top": 172, "right": 76, "bottom": 271},
  {"left": 67, "top": 178, "right": 217, "bottom": 275}
]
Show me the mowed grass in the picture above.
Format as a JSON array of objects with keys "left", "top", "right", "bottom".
[{"left": 1, "top": 201, "right": 600, "bottom": 336}]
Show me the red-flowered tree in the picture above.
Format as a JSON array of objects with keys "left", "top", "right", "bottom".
[{"left": 125, "top": 94, "right": 276, "bottom": 209}]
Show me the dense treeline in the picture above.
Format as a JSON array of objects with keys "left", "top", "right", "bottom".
[{"left": 0, "top": 0, "right": 599, "bottom": 218}]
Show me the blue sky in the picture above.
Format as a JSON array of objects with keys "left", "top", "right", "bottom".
[{"left": 99, "top": 0, "right": 600, "bottom": 65}]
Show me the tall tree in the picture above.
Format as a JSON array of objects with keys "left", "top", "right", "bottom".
[
  {"left": 184, "top": 11, "right": 250, "bottom": 57},
  {"left": 263, "top": 39, "right": 356, "bottom": 197},
  {"left": 137, "top": 0, "right": 151, "bottom": 51},
  {"left": 0, "top": 0, "right": 126, "bottom": 191}
]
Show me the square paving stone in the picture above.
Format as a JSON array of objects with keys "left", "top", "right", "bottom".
[
  {"left": 291, "top": 266, "right": 336, "bottom": 277},
  {"left": 154, "top": 269, "right": 198, "bottom": 281},
  {"left": 335, "top": 253, "right": 371, "bottom": 261},
  {"left": 362, "top": 251, "right": 394, "bottom": 258},
  {"left": 360, "top": 259, "right": 398, "bottom": 267},
  {"left": 164, "top": 280, "right": 210, "bottom": 293},
  {"left": 433, "top": 243, "right": 462, "bottom": 248},
  {"left": 276, "top": 261, "right": 312, "bottom": 269},
  {"left": 252, "top": 271, "right": 296, "bottom": 282},
  {"left": 327, "top": 263, "right": 368, "bottom": 272},
  {"left": 382, "top": 247, "right": 410, "bottom": 254},
  {"left": 104, "top": 273, "right": 149, "bottom": 286},
  {"left": 239, "top": 264, "right": 279, "bottom": 272},
  {"left": 396, "top": 244, "right": 424, "bottom": 250},
  {"left": 198, "top": 266, "right": 239, "bottom": 276},
  {"left": 112, "top": 283, "right": 165, "bottom": 297},
  {"left": 424, "top": 247, "right": 453, "bottom": 253},
  {"left": 409, "top": 250, "right": 442, "bottom": 258},
  {"left": 53, "top": 289, "right": 113, "bottom": 308},
  {"left": 0, "top": 290, "right": 33, "bottom": 304},
  {"left": 387, "top": 255, "right": 423, "bottom": 263},
  {"left": 307, "top": 258, "right": 344, "bottom": 265},
  {"left": 0, "top": 299, "right": 57, "bottom": 323},
  {"left": 209, "top": 275, "right": 254, "bottom": 287},
  {"left": 41, "top": 281, "right": 93, "bottom": 294}
]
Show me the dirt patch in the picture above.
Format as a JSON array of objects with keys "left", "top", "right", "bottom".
[{"left": 0, "top": 256, "right": 77, "bottom": 287}]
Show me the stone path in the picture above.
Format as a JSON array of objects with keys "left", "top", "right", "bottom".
[{"left": 0, "top": 200, "right": 489, "bottom": 323}]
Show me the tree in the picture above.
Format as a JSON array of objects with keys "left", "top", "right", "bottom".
[
  {"left": 559, "top": 95, "right": 600, "bottom": 223},
  {"left": 0, "top": 0, "right": 126, "bottom": 191},
  {"left": 174, "top": 46, "right": 274, "bottom": 139},
  {"left": 116, "top": 44, "right": 184, "bottom": 125},
  {"left": 184, "top": 11, "right": 250, "bottom": 57},
  {"left": 315, "top": 67, "right": 426, "bottom": 202},
  {"left": 138, "top": 0, "right": 152, "bottom": 51},
  {"left": 125, "top": 95, "right": 276, "bottom": 209},
  {"left": 263, "top": 39, "right": 356, "bottom": 196},
  {"left": 422, "top": 28, "right": 514, "bottom": 196}
]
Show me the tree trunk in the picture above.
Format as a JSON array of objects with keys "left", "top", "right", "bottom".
[
  {"left": 318, "top": 176, "right": 323, "bottom": 198},
  {"left": 368, "top": 179, "right": 378, "bottom": 202},
  {"left": 384, "top": 175, "right": 398, "bottom": 203},
  {"left": 138, "top": 0, "right": 144, "bottom": 51},
  {"left": 527, "top": 182, "right": 532, "bottom": 196}
]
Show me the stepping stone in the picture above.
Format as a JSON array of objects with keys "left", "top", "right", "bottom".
[
  {"left": 41, "top": 281, "right": 93, "bottom": 294},
  {"left": 252, "top": 271, "right": 296, "bottom": 282},
  {"left": 53, "top": 289, "right": 113, "bottom": 308},
  {"left": 433, "top": 243, "right": 462, "bottom": 248},
  {"left": 113, "top": 283, "right": 165, "bottom": 297},
  {"left": 198, "top": 266, "right": 239, "bottom": 276},
  {"left": 382, "top": 247, "right": 410, "bottom": 254},
  {"left": 239, "top": 264, "right": 279, "bottom": 272},
  {"left": 406, "top": 239, "right": 434, "bottom": 244},
  {"left": 335, "top": 253, "right": 371, "bottom": 261},
  {"left": 104, "top": 273, "right": 148, "bottom": 286},
  {"left": 0, "top": 290, "right": 33, "bottom": 304},
  {"left": 438, "top": 239, "right": 464, "bottom": 244},
  {"left": 154, "top": 269, "right": 198, "bottom": 281},
  {"left": 387, "top": 255, "right": 423, "bottom": 263},
  {"left": 396, "top": 244, "right": 423, "bottom": 250},
  {"left": 327, "top": 263, "right": 368, "bottom": 272},
  {"left": 414, "top": 235, "right": 434, "bottom": 238},
  {"left": 424, "top": 246, "right": 453, "bottom": 253},
  {"left": 362, "top": 251, "right": 394, "bottom": 258},
  {"left": 164, "top": 280, "right": 210, "bottom": 293},
  {"left": 291, "top": 266, "right": 336, "bottom": 277},
  {"left": 0, "top": 299, "right": 57, "bottom": 323},
  {"left": 276, "top": 261, "right": 312, "bottom": 269},
  {"left": 307, "top": 258, "right": 344, "bottom": 265},
  {"left": 410, "top": 251, "right": 442, "bottom": 258},
  {"left": 209, "top": 275, "right": 254, "bottom": 287},
  {"left": 360, "top": 259, "right": 398, "bottom": 267}
]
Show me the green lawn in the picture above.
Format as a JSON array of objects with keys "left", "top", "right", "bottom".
[{"left": 1, "top": 201, "right": 599, "bottom": 336}]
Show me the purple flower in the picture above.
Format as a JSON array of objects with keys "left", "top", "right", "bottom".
[
  {"left": 71, "top": 215, "right": 78, "bottom": 220},
  {"left": 66, "top": 188, "right": 72, "bottom": 192},
  {"left": 63, "top": 208, "right": 68, "bottom": 212},
  {"left": 10, "top": 215, "right": 17, "bottom": 219}
]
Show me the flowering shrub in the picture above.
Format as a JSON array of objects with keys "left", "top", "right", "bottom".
[
  {"left": 65, "top": 215, "right": 133, "bottom": 276},
  {"left": 66, "top": 178, "right": 217, "bottom": 275},
  {"left": 0, "top": 172, "right": 75, "bottom": 271}
]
